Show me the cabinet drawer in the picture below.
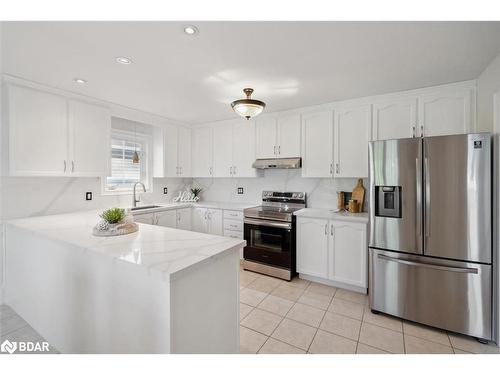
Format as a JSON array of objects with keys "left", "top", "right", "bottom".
[
  {"left": 224, "top": 229, "right": 243, "bottom": 239},
  {"left": 223, "top": 210, "right": 243, "bottom": 220},
  {"left": 224, "top": 219, "right": 243, "bottom": 231}
]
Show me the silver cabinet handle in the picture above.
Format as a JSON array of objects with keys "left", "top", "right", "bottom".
[
  {"left": 330, "top": 224, "right": 333, "bottom": 236},
  {"left": 329, "top": 163, "right": 333, "bottom": 175},
  {"left": 204, "top": 210, "right": 208, "bottom": 220},
  {"left": 424, "top": 156, "right": 430, "bottom": 238},
  {"left": 233, "top": 165, "right": 237, "bottom": 175},
  {"left": 324, "top": 224, "right": 328, "bottom": 235},
  {"left": 335, "top": 163, "right": 339, "bottom": 174},
  {"left": 63, "top": 160, "right": 67, "bottom": 172},
  {"left": 229, "top": 166, "right": 232, "bottom": 175},
  {"left": 71, "top": 161, "right": 75, "bottom": 172},
  {"left": 180, "top": 166, "right": 182, "bottom": 176},
  {"left": 412, "top": 126, "right": 416, "bottom": 138},
  {"left": 274, "top": 145, "right": 277, "bottom": 155},
  {"left": 420, "top": 125, "right": 424, "bottom": 137},
  {"left": 278, "top": 145, "right": 281, "bottom": 155},
  {"left": 377, "top": 254, "right": 478, "bottom": 274}
]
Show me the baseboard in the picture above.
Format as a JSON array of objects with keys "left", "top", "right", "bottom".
[{"left": 299, "top": 273, "right": 367, "bottom": 294}]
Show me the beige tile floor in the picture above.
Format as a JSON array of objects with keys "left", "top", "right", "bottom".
[
  {"left": 239, "top": 266, "right": 500, "bottom": 354},
  {"left": 2, "top": 267, "right": 499, "bottom": 355}
]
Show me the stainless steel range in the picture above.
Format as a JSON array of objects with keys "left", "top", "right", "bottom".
[{"left": 243, "top": 191, "right": 306, "bottom": 281}]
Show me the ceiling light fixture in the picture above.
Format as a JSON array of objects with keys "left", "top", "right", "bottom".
[
  {"left": 73, "top": 78, "right": 87, "bottom": 84},
  {"left": 116, "top": 56, "right": 132, "bottom": 65},
  {"left": 183, "top": 25, "right": 198, "bottom": 35},
  {"left": 231, "top": 88, "right": 266, "bottom": 120}
]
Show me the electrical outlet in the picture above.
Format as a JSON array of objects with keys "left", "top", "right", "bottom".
[
  {"left": 163, "top": 187, "right": 168, "bottom": 194},
  {"left": 85, "top": 192, "right": 93, "bottom": 201},
  {"left": 237, "top": 187, "right": 244, "bottom": 195}
]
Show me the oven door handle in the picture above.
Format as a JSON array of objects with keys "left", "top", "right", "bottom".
[{"left": 244, "top": 218, "right": 292, "bottom": 229}]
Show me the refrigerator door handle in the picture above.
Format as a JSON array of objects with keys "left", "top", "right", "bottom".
[
  {"left": 416, "top": 157, "right": 422, "bottom": 237},
  {"left": 377, "top": 254, "right": 478, "bottom": 274},
  {"left": 424, "top": 157, "right": 430, "bottom": 238}
]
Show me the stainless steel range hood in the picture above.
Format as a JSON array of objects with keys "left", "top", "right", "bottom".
[{"left": 252, "top": 157, "right": 302, "bottom": 169}]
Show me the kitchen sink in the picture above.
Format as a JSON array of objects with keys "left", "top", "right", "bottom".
[{"left": 130, "top": 205, "right": 161, "bottom": 211}]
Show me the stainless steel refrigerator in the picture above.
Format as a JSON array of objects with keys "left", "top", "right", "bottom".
[{"left": 368, "top": 133, "right": 492, "bottom": 341}]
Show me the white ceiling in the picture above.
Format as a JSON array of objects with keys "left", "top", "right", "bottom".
[{"left": 3, "top": 21, "right": 500, "bottom": 124}]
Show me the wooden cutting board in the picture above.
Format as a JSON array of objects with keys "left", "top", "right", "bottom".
[{"left": 351, "top": 179, "right": 365, "bottom": 212}]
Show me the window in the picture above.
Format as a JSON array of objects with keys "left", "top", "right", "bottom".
[{"left": 104, "top": 129, "right": 152, "bottom": 193}]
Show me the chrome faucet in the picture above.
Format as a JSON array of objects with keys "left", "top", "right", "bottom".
[{"left": 133, "top": 182, "right": 146, "bottom": 208}]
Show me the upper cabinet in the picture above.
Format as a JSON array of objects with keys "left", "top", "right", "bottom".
[
  {"left": 333, "top": 104, "right": 371, "bottom": 178},
  {"left": 301, "top": 110, "right": 334, "bottom": 178},
  {"left": 372, "top": 97, "right": 418, "bottom": 140},
  {"left": 255, "top": 113, "right": 301, "bottom": 159},
  {"left": 210, "top": 120, "right": 256, "bottom": 178},
  {"left": 163, "top": 124, "right": 191, "bottom": 177},
  {"left": 191, "top": 127, "right": 213, "bottom": 177},
  {"left": 418, "top": 86, "right": 474, "bottom": 137},
  {"left": 372, "top": 83, "right": 475, "bottom": 140},
  {"left": 7, "top": 84, "right": 110, "bottom": 177}
]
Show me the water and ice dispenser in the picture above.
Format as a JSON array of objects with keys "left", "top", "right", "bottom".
[{"left": 374, "top": 186, "right": 402, "bottom": 218}]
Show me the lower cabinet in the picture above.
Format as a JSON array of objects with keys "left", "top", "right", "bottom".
[
  {"left": 190, "top": 207, "right": 223, "bottom": 235},
  {"left": 133, "top": 213, "right": 155, "bottom": 225},
  {"left": 176, "top": 208, "right": 192, "bottom": 230},
  {"left": 297, "top": 216, "right": 367, "bottom": 290},
  {"left": 156, "top": 210, "right": 177, "bottom": 227}
]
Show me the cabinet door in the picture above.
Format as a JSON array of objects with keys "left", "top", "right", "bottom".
[
  {"left": 163, "top": 124, "right": 179, "bottom": 177},
  {"left": 155, "top": 210, "right": 177, "bottom": 228},
  {"left": 372, "top": 97, "right": 417, "bottom": 140},
  {"left": 191, "top": 127, "right": 213, "bottom": 177},
  {"left": 8, "top": 85, "right": 68, "bottom": 176},
  {"left": 418, "top": 88, "right": 474, "bottom": 137},
  {"left": 68, "top": 100, "right": 111, "bottom": 177},
  {"left": 192, "top": 207, "right": 208, "bottom": 233},
  {"left": 178, "top": 126, "right": 191, "bottom": 177},
  {"left": 296, "top": 217, "right": 329, "bottom": 278},
  {"left": 333, "top": 105, "right": 371, "bottom": 178},
  {"left": 212, "top": 124, "right": 233, "bottom": 177},
  {"left": 255, "top": 117, "right": 277, "bottom": 158},
  {"left": 133, "top": 213, "right": 155, "bottom": 225},
  {"left": 232, "top": 120, "right": 256, "bottom": 177},
  {"left": 176, "top": 208, "right": 192, "bottom": 230},
  {"left": 301, "top": 111, "right": 333, "bottom": 178},
  {"left": 207, "top": 209, "right": 223, "bottom": 235},
  {"left": 328, "top": 221, "right": 367, "bottom": 288},
  {"left": 277, "top": 113, "right": 301, "bottom": 158}
]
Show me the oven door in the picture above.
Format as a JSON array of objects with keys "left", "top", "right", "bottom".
[{"left": 243, "top": 218, "right": 292, "bottom": 269}]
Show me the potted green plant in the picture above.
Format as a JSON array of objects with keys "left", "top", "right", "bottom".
[{"left": 191, "top": 187, "right": 202, "bottom": 199}]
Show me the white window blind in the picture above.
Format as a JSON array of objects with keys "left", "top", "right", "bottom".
[{"left": 105, "top": 130, "right": 150, "bottom": 192}]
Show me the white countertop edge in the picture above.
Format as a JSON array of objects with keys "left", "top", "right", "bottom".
[
  {"left": 294, "top": 208, "right": 369, "bottom": 223},
  {"left": 130, "top": 201, "right": 258, "bottom": 215}
]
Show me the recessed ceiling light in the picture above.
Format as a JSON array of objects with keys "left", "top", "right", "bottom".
[
  {"left": 116, "top": 56, "right": 132, "bottom": 65},
  {"left": 183, "top": 25, "right": 198, "bottom": 35},
  {"left": 73, "top": 78, "right": 87, "bottom": 84}
]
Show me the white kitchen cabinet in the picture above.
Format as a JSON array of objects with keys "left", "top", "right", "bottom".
[
  {"left": 68, "top": 100, "right": 111, "bottom": 177},
  {"left": 191, "top": 127, "right": 213, "bottom": 177},
  {"left": 192, "top": 207, "right": 208, "bottom": 233},
  {"left": 212, "top": 124, "right": 233, "bottom": 178},
  {"left": 207, "top": 209, "right": 223, "bottom": 235},
  {"left": 277, "top": 113, "right": 301, "bottom": 158},
  {"left": 156, "top": 210, "right": 177, "bottom": 228},
  {"left": 301, "top": 110, "right": 334, "bottom": 178},
  {"left": 176, "top": 208, "right": 192, "bottom": 230},
  {"left": 8, "top": 85, "right": 68, "bottom": 176},
  {"left": 190, "top": 207, "right": 223, "bottom": 235},
  {"left": 418, "top": 87, "right": 474, "bottom": 137},
  {"left": 297, "top": 216, "right": 368, "bottom": 290},
  {"left": 133, "top": 213, "right": 155, "bottom": 225},
  {"left": 232, "top": 120, "right": 256, "bottom": 177},
  {"left": 297, "top": 217, "right": 329, "bottom": 278},
  {"left": 255, "top": 117, "right": 277, "bottom": 159},
  {"left": 256, "top": 114, "right": 301, "bottom": 159},
  {"left": 328, "top": 221, "right": 367, "bottom": 288},
  {"left": 372, "top": 97, "right": 418, "bottom": 140},
  {"left": 333, "top": 104, "right": 371, "bottom": 178},
  {"left": 7, "top": 85, "right": 111, "bottom": 177},
  {"left": 163, "top": 125, "right": 191, "bottom": 177}
]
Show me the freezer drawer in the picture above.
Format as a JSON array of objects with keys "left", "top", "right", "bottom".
[{"left": 369, "top": 248, "right": 492, "bottom": 340}]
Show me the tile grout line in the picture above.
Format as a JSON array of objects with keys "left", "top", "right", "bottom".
[{"left": 305, "top": 288, "right": 337, "bottom": 353}]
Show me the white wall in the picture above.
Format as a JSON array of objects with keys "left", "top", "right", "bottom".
[
  {"left": 194, "top": 171, "right": 367, "bottom": 210},
  {"left": 477, "top": 52, "right": 500, "bottom": 132}
]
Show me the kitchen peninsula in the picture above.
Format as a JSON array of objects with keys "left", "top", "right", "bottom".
[{"left": 3, "top": 210, "right": 244, "bottom": 353}]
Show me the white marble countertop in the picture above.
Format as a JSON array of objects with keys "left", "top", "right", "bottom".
[
  {"left": 5, "top": 210, "right": 246, "bottom": 281},
  {"left": 129, "top": 201, "right": 258, "bottom": 215},
  {"left": 294, "top": 208, "right": 369, "bottom": 223}
]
